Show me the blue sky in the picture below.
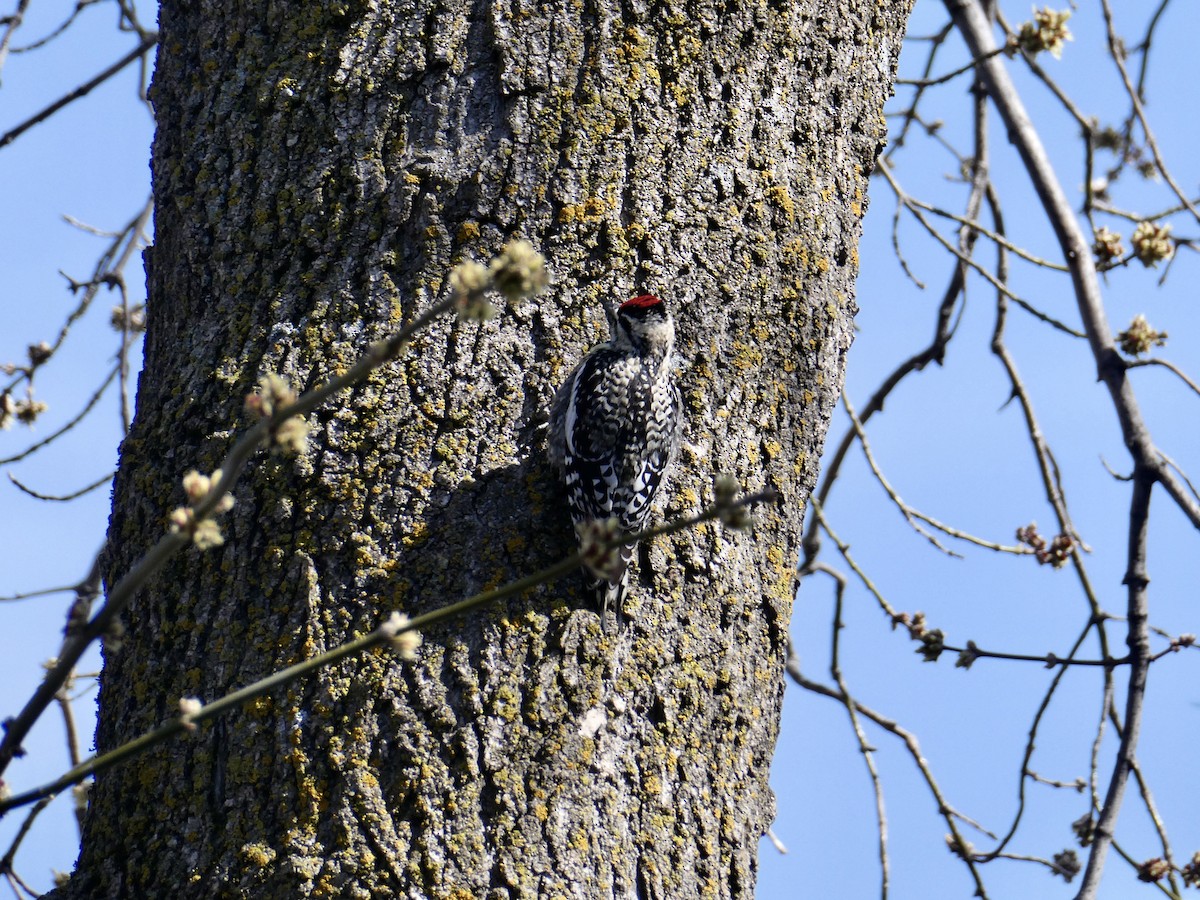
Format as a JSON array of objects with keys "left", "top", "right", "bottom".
[
  {"left": 1, "top": 2, "right": 1197, "bottom": 897},
  {"left": 760, "top": 3, "right": 1200, "bottom": 898}
]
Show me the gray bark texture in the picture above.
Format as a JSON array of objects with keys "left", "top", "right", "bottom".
[{"left": 68, "top": 0, "right": 909, "bottom": 896}]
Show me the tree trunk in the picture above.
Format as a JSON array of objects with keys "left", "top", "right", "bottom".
[{"left": 68, "top": 0, "right": 909, "bottom": 896}]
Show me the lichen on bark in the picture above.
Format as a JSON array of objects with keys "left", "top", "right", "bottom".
[{"left": 64, "top": 0, "right": 911, "bottom": 897}]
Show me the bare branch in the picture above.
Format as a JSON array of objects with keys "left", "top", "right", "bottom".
[
  {"left": 785, "top": 649, "right": 991, "bottom": 897},
  {"left": 0, "top": 33, "right": 157, "bottom": 150},
  {"left": 7, "top": 471, "right": 113, "bottom": 502},
  {"left": 1099, "top": 0, "right": 1200, "bottom": 229},
  {"left": 1075, "top": 470, "right": 1153, "bottom": 898},
  {"left": 1124, "top": 357, "right": 1200, "bottom": 399},
  {"left": 0, "top": 363, "right": 119, "bottom": 466}
]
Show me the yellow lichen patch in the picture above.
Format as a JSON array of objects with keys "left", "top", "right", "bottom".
[
  {"left": 456, "top": 221, "right": 480, "bottom": 242},
  {"left": 729, "top": 340, "right": 764, "bottom": 372},
  {"left": 765, "top": 185, "right": 796, "bottom": 223},
  {"left": 558, "top": 195, "right": 610, "bottom": 224},
  {"left": 676, "top": 32, "right": 703, "bottom": 64},
  {"left": 352, "top": 534, "right": 378, "bottom": 568},
  {"left": 781, "top": 237, "right": 809, "bottom": 270},
  {"left": 398, "top": 520, "right": 427, "bottom": 549},
  {"left": 764, "top": 544, "right": 795, "bottom": 602},
  {"left": 570, "top": 827, "right": 592, "bottom": 852},
  {"left": 617, "top": 26, "right": 650, "bottom": 61},
  {"left": 434, "top": 431, "right": 470, "bottom": 461},
  {"left": 239, "top": 842, "right": 276, "bottom": 867},
  {"left": 247, "top": 695, "right": 274, "bottom": 719},
  {"left": 793, "top": 451, "right": 807, "bottom": 477}
]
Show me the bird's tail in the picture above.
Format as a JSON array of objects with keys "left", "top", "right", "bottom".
[{"left": 584, "top": 543, "right": 634, "bottom": 629}]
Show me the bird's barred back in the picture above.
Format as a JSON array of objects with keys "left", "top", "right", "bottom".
[{"left": 563, "top": 349, "right": 679, "bottom": 531}]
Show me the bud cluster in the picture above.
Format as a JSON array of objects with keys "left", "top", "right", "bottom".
[
  {"left": 1131, "top": 220, "right": 1173, "bottom": 267},
  {"left": 0, "top": 391, "right": 48, "bottom": 429},
  {"left": 1116, "top": 314, "right": 1167, "bottom": 357},
  {"left": 1016, "top": 523, "right": 1073, "bottom": 568},
  {"left": 576, "top": 518, "right": 624, "bottom": 582},
  {"left": 1052, "top": 849, "right": 1081, "bottom": 883},
  {"left": 111, "top": 304, "right": 147, "bottom": 332},
  {"left": 380, "top": 611, "right": 423, "bottom": 660},
  {"left": 1091, "top": 226, "right": 1124, "bottom": 267},
  {"left": 1182, "top": 852, "right": 1200, "bottom": 887},
  {"left": 1015, "top": 8, "right": 1072, "bottom": 59},
  {"left": 1136, "top": 857, "right": 1171, "bottom": 883},
  {"left": 169, "top": 470, "right": 235, "bottom": 550},
  {"left": 449, "top": 238, "right": 549, "bottom": 320},
  {"left": 1071, "top": 813, "right": 1095, "bottom": 847},
  {"left": 178, "top": 697, "right": 204, "bottom": 732},
  {"left": 245, "top": 373, "right": 309, "bottom": 454},
  {"left": 713, "top": 474, "right": 752, "bottom": 529}
]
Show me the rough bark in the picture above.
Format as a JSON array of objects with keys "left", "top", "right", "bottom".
[{"left": 67, "top": 0, "right": 909, "bottom": 896}]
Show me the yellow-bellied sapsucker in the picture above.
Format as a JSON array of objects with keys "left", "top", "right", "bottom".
[{"left": 548, "top": 294, "right": 683, "bottom": 618}]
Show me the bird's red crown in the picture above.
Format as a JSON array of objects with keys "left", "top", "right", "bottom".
[{"left": 620, "top": 294, "right": 663, "bottom": 311}]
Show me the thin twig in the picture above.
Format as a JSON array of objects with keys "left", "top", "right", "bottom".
[
  {"left": 0, "top": 33, "right": 157, "bottom": 150},
  {"left": 8, "top": 0, "right": 104, "bottom": 53},
  {"left": 1124, "top": 357, "right": 1200, "bottom": 399},
  {"left": 887, "top": 20, "right": 955, "bottom": 159},
  {"left": 2, "top": 201, "right": 150, "bottom": 398},
  {"left": 0, "top": 584, "right": 76, "bottom": 603},
  {"left": 0, "top": 0, "right": 31, "bottom": 77},
  {"left": 8, "top": 470, "right": 113, "bottom": 502},
  {"left": 895, "top": 45, "right": 1008, "bottom": 88},
  {"left": 877, "top": 159, "right": 1085, "bottom": 338},
  {"left": 0, "top": 363, "right": 119, "bottom": 465},
  {"left": 764, "top": 827, "right": 788, "bottom": 855},
  {"left": 886, "top": 172, "right": 1069, "bottom": 271},
  {"left": 785, "top": 650, "right": 991, "bottom": 898},
  {"left": 842, "top": 392, "right": 1030, "bottom": 557},
  {"left": 0, "top": 796, "right": 52, "bottom": 887},
  {"left": 1127, "top": 753, "right": 1180, "bottom": 895},
  {"left": 804, "top": 498, "right": 900, "bottom": 623},
  {"left": 809, "top": 563, "right": 890, "bottom": 898},
  {"left": 1098, "top": 0, "right": 1200, "bottom": 229}
]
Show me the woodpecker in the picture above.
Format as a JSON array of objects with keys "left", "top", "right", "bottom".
[{"left": 548, "top": 294, "right": 683, "bottom": 620}]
